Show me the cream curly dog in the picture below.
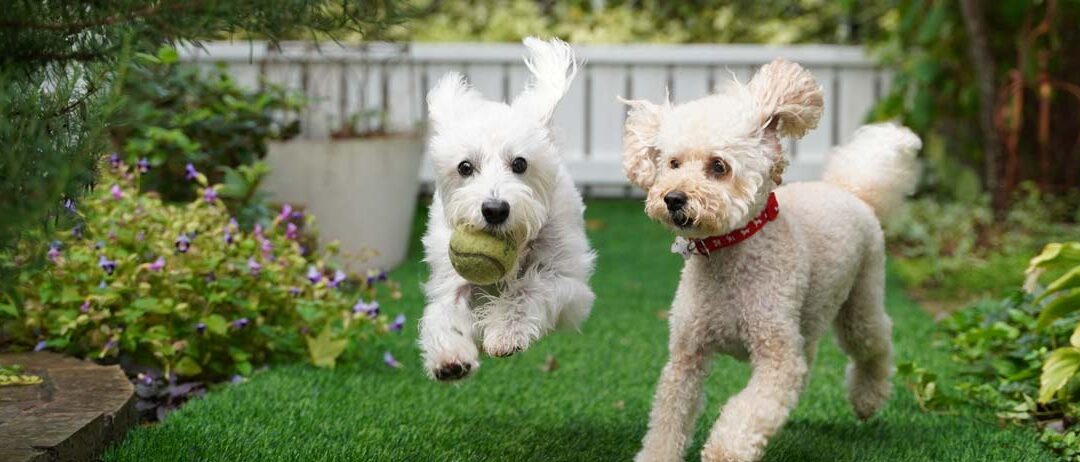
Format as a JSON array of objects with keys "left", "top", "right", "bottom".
[{"left": 621, "top": 59, "right": 921, "bottom": 462}]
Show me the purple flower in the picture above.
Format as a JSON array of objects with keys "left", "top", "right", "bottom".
[
  {"left": 175, "top": 234, "right": 191, "bottom": 253},
  {"left": 110, "top": 184, "right": 123, "bottom": 200},
  {"left": 288, "top": 287, "right": 301, "bottom": 297},
  {"left": 260, "top": 239, "right": 273, "bottom": 258},
  {"left": 137, "top": 157, "right": 150, "bottom": 173},
  {"left": 195, "top": 322, "right": 207, "bottom": 334},
  {"left": 135, "top": 231, "right": 145, "bottom": 241},
  {"left": 103, "top": 339, "right": 117, "bottom": 352},
  {"left": 230, "top": 375, "right": 245, "bottom": 384},
  {"left": 231, "top": 318, "right": 250, "bottom": 330},
  {"left": 389, "top": 314, "right": 406, "bottom": 332},
  {"left": 47, "top": 241, "right": 61, "bottom": 263},
  {"left": 253, "top": 223, "right": 264, "bottom": 240},
  {"left": 108, "top": 152, "right": 121, "bottom": 169},
  {"left": 224, "top": 231, "right": 234, "bottom": 245},
  {"left": 377, "top": 270, "right": 388, "bottom": 282},
  {"left": 306, "top": 266, "right": 322, "bottom": 284},
  {"left": 80, "top": 300, "right": 91, "bottom": 313},
  {"left": 285, "top": 222, "right": 298, "bottom": 240},
  {"left": 229, "top": 217, "right": 239, "bottom": 229},
  {"left": 98, "top": 255, "right": 116, "bottom": 275},
  {"left": 185, "top": 163, "right": 199, "bottom": 180},
  {"left": 277, "top": 204, "right": 293, "bottom": 222},
  {"left": 328, "top": 270, "right": 346, "bottom": 289},
  {"left": 352, "top": 299, "right": 379, "bottom": 318},
  {"left": 149, "top": 256, "right": 165, "bottom": 272},
  {"left": 62, "top": 198, "right": 76, "bottom": 213},
  {"left": 34, "top": 340, "right": 47, "bottom": 352},
  {"left": 72, "top": 223, "right": 83, "bottom": 239},
  {"left": 248, "top": 258, "right": 262, "bottom": 275},
  {"left": 203, "top": 187, "right": 218, "bottom": 203},
  {"left": 383, "top": 351, "right": 401, "bottom": 369},
  {"left": 138, "top": 373, "right": 154, "bottom": 386}
]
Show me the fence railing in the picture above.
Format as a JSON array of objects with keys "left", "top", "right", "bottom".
[{"left": 180, "top": 41, "right": 887, "bottom": 195}]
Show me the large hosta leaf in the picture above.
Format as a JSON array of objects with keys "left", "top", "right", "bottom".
[
  {"left": 1036, "top": 288, "right": 1080, "bottom": 328},
  {"left": 1039, "top": 347, "right": 1080, "bottom": 403}
]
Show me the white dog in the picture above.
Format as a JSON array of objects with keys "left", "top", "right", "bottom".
[
  {"left": 418, "top": 37, "right": 596, "bottom": 381},
  {"left": 622, "top": 59, "right": 921, "bottom": 462}
]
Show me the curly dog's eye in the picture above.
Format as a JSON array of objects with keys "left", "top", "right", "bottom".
[
  {"left": 669, "top": 158, "right": 681, "bottom": 169},
  {"left": 710, "top": 158, "right": 729, "bottom": 177},
  {"left": 511, "top": 157, "right": 528, "bottom": 174},
  {"left": 457, "top": 160, "right": 474, "bottom": 177}
]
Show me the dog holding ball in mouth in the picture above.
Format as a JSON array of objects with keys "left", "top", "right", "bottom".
[{"left": 418, "top": 37, "right": 595, "bottom": 381}]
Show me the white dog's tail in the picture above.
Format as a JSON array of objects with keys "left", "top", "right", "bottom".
[{"left": 822, "top": 122, "right": 921, "bottom": 222}]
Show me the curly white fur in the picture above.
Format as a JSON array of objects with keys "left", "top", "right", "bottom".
[
  {"left": 624, "top": 59, "right": 921, "bottom": 462},
  {"left": 418, "top": 37, "right": 596, "bottom": 381}
]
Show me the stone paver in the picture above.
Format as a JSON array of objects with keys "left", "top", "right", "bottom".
[{"left": 0, "top": 352, "right": 136, "bottom": 462}]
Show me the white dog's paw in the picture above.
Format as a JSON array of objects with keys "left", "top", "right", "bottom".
[
  {"left": 482, "top": 322, "right": 533, "bottom": 357},
  {"left": 633, "top": 449, "right": 682, "bottom": 462},
  {"left": 702, "top": 435, "right": 765, "bottom": 462},
  {"left": 422, "top": 335, "right": 479, "bottom": 382}
]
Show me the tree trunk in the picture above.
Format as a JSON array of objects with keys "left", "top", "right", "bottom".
[{"left": 959, "top": 0, "right": 1006, "bottom": 209}]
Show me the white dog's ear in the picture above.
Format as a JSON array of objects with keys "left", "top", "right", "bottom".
[
  {"left": 511, "top": 37, "right": 577, "bottom": 124},
  {"left": 748, "top": 58, "right": 823, "bottom": 139},
  {"left": 620, "top": 97, "right": 668, "bottom": 191},
  {"left": 427, "top": 71, "right": 479, "bottom": 132}
]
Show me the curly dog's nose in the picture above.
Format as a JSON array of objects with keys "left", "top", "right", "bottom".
[
  {"left": 482, "top": 199, "right": 510, "bottom": 225},
  {"left": 664, "top": 191, "right": 688, "bottom": 212}
]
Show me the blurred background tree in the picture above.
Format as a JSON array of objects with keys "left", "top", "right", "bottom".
[{"left": 0, "top": 0, "right": 410, "bottom": 286}]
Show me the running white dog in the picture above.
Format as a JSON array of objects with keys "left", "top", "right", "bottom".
[
  {"left": 418, "top": 37, "right": 595, "bottom": 381},
  {"left": 622, "top": 59, "right": 921, "bottom": 461}
]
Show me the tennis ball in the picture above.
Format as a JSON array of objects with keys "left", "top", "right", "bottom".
[{"left": 449, "top": 226, "right": 518, "bottom": 285}]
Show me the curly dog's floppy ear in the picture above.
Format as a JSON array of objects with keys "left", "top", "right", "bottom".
[
  {"left": 512, "top": 37, "right": 578, "bottom": 124},
  {"left": 748, "top": 59, "right": 823, "bottom": 184},
  {"left": 620, "top": 97, "right": 669, "bottom": 191}
]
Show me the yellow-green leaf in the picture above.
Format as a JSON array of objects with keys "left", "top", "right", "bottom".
[
  {"left": 306, "top": 328, "right": 348, "bottom": 369},
  {"left": 1040, "top": 347, "right": 1080, "bottom": 403},
  {"left": 1071, "top": 324, "right": 1080, "bottom": 349},
  {"left": 1036, "top": 266, "right": 1080, "bottom": 304},
  {"left": 204, "top": 315, "right": 228, "bottom": 336},
  {"left": 1028, "top": 242, "right": 1080, "bottom": 278},
  {"left": 1037, "top": 288, "right": 1080, "bottom": 329},
  {"left": 174, "top": 356, "right": 203, "bottom": 377}
]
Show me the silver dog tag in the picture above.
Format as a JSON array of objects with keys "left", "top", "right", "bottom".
[{"left": 671, "top": 236, "right": 695, "bottom": 260}]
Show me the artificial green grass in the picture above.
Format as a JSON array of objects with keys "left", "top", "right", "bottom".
[{"left": 106, "top": 200, "right": 1054, "bottom": 461}]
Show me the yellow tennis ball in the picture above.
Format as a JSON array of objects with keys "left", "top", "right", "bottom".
[{"left": 449, "top": 226, "right": 518, "bottom": 285}]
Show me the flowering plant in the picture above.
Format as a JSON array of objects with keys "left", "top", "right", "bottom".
[{"left": 0, "top": 159, "right": 403, "bottom": 380}]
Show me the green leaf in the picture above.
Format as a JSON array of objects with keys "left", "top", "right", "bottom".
[
  {"left": 0, "top": 303, "right": 16, "bottom": 318},
  {"left": 157, "top": 47, "right": 179, "bottom": 65},
  {"left": 204, "top": 314, "right": 228, "bottom": 336},
  {"left": 1037, "top": 288, "right": 1080, "bottom": 328},
  {"left": 306, "top": 328, "right": 348, "bottom": 369},
  {"left": 1027, "top": 243, "right": 1080, "bottom": 278},
  {"left": 1040, "top": 347, "right": 1080, "bottom": 403},
  {"left": 1070, "top": 324, "right": 1080, "bottom": 349},
  {"left": 174, "top": 356, "right": 203, "bottom": 377},
  {"left": 1036, "top": 266, "right": 1080, "bottom": 303}
]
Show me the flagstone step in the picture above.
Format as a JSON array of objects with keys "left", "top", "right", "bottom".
[{"left": 0, "top": 352, "right": 136, "bottom": 462}]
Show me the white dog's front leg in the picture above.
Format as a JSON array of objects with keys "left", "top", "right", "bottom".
[
  {"left": 481, "top": 273, "right": 592, "bottom": 357},
  {"left": 635, "top": 350, "right": 711, "bottom": 462},
  {"left": 419, "top": 281, "right": 479, "bottom": 381}
]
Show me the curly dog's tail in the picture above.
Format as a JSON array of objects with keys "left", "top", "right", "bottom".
[{"left": 823, "top": 122, "right": 921, "bottom": 223}]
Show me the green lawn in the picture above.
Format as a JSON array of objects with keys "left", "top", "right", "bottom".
[{"left": 105, "top": 200, "right": 1053, "bottom": 461}]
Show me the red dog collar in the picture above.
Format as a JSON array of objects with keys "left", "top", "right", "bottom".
[{"left": 678, "top": 192, "right": 780, "bottom": 257}]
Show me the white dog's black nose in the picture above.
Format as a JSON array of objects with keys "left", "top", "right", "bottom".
[
  {"left": 482, "top": 199, "right": 510, "bottom": 225},
  {"left": 664, "top": 191, "right": 688, "bottom": 212}
]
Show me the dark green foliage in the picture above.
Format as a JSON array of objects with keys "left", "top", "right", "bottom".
[
  {"left": 0, "top": 0, "right": 409, "bottom": 290},
  {"left": 869, "top": 0, "right": 1080, "bottom": 204},
  {"left": 112, "top": 47, "right": 302, "bottom": 213},
  {"left": 103, "top": 200, "right": 1055, "bottom": 461}
]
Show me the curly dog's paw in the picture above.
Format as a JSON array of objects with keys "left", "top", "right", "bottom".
[
  {"left": 482, "top": 324, "right": 533, "bottom": 358},
  {"left": 432, "top": 361, "right": 474, "bottom": 381}
]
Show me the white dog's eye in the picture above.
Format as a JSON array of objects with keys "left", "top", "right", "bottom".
[
  {"left": 710, "top": 158, "right": 729, "bottom": 177},
  {"left": 669, "top": 158, "right": 680, "bottom": 169},
  {"left": 511, "top": 157, "right": 528, "bottom": 174},
  {"left": 457, "top": 161, "right": 474, "bottom": 177}
]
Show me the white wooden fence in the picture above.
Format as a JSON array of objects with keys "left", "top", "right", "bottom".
[{"left": 180, "top": 41, "right": 887, "bottom": 196}]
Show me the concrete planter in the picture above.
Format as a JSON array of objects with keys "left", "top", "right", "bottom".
[{"left": 263, "top": 137, "right": 424, "bottom": 273}]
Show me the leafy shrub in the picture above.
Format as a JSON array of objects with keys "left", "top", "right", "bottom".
[
  {"left": 886, "top": 187, "right": 1080, "bottom": 302},
  {"left": 0, "top": 160, "right": 401, "bottom": 381},
  {"left": 111, "top": 47, "right": 303, "bottom": 214},
  {"left": 941, "top": 242, "right": 1080, "bottom": 460}
]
